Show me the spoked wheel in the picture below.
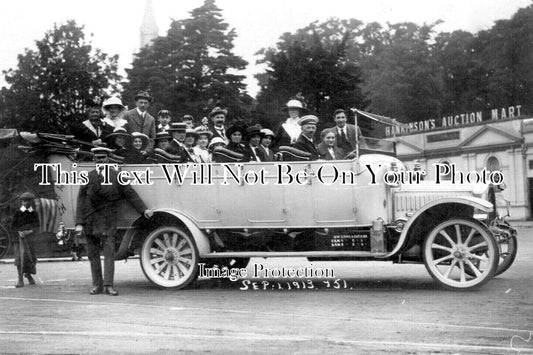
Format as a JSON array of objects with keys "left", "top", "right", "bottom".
[
  {"left": 423, "top": 218, "right": 499, "bottom": 290},
  {"left": 140, "top": 226, "right": 199, "bottom": 289},
  {"left": 0, "top": 225, "right": 12, "bottom": 260},
  {"left": 464, "top": 225, "right": 518, "bottom": 277}
]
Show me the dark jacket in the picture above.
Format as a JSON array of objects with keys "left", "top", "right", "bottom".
[
  {"left": 292, "top": 134, "right": 320, "bottom": 160},
  {"left": 257, "top": 145, "right": 275, "bottom": 162},
  {"left": 226, "top": 142, "right": 249, "bottom": 161},
  {"left": 71, "top": 119, "right": 114, "bottom": 145},
  {"left": 333, "top": 124, "right": 366, "bottom": 153},
  {"left": 317, "top": 143, "right": 345, "bottom": 160},
  {"left": 244, "top": 145, "right": 265, "bottom": 162},
  {"left": 76, "top": 168, "right": 147, "bottom": 236},
  {"left": 11, "top": 208, "right": 39, "bottom": 238},
  {"left": 123, "top": 109, "right": 156, "bottom": 151}
]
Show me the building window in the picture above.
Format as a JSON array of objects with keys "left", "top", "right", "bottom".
[
  {"left": 529, "top": 160, "right": 533, "bottom": 170},
  {"left": 486, "top": 156, "right": 500, "bottom": 172}
]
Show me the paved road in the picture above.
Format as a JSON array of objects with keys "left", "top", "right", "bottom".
[{"left": 0, "top": 228, "right": 531, "bottom": 354}]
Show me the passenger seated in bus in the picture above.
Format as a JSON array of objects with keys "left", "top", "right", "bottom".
[
  {"left": 71, "top": 98, "right": 113, "bottom": 147},
  {"left": 156, "top": 110, "right": 172, "bottom": 132},
  {"left": 182, "top": 115, "right": 195, "bottom": 130},
  {"left": 193, "top": 127, "right": 212, "bottom": 163},
  {"left": 291, "top": 115, "right": 320, "bottom": 160},
  {"left": 244, "top": 125, "right": 265, "bottom": 162},
  {"left": 102, "top": 96, "right": 128, "bottom": 130},
  {"left": 104, "top": 128, "right": 133, "bottom": 159},
  {"left": 258, "top": 128, "right": 276, "bottom": 161},
  {"left": 318, "top": 128, "right": 345, "bottom": 160},
  {"left": 225, "top": 125, "right": 249, "bottom": 160},
  {"left": 125, "top": 132, "right": 149, "bottom": 164},
  {"left": 208, "top": 137, "right": 226, "bottom": 163},
  {"left": 182, "top": 129, "right": 201, "bottom": 163},
  {"left": 151, "top": 131, "right": 181, "bottom": 163},
  {"left": 166, "top": 122, "right": 187, "bottom": 157}
]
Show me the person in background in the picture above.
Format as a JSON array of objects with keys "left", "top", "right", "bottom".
[
  {"left": 273, "top": 96, "right": 307, "bottom": 149},
  {"left": 167, "top": 122, "right": 187, "bottom": 158},
  {"left": 258, "top": 128, "right": 276, "bottom": 162},
  {"left": 208, "top": 137, "right": 226, "bottom": 163},
  {"left": 182, "top": 129, "right": 201, "bottom": 163},
  {"left": 332, "top": 108, "right": 366, "bottom": 154},
  {"left": 102, "top": 96, "right": 128, "bottom": 129},
  {"left": 72, "top": 99, "right": 114, "bottom": 147},
  {"left": 225, "top": 125, "right": 247, "bottom": 158},
  {"left": 194, "top": 127, "right": 213, "bottom": 163},
  {"left": 104, "top": 128, "right": 132, "bottom": 160},
  {"left": 244, "top": 125, "right": 265, "bottom": 162},
  {"left": 11, "top": 192, "right": 40, "bottom": 288},
  {"left": 208, "top": 107, "right": 228, "bottom": 143},
  {"left": 154, "top": 131, "right": 173, "bottom": 151},
  {"left": 182, "top": 115, "right": 195, "bottom": 130},
  {"left": 318, "top": 128, "right": 345, "bottom": 160},
  {"left": 126, "top": 132, "right": 150, "bottom": 164},
  {"left": 199, "top": 117, "right": 210, "bottom": 131},
  {"left": 75, "top": 147, "right": 153, "bottom": 296},
  {"left": 292, "top": 115, "right": 320, "bottom": 160},
  {"left": 123, "top": 91, "right": 156, "bottom": 152},
  {"left": 156, "top": 110, "right": 172, "bottom": 132}
]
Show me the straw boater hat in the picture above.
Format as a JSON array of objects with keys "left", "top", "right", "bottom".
[
  {"left": 131, "top": 132, "right": 149, "bottom": 149},
  {"left": 208, "top": 107, "right": 228, "bottom": 118},
  {"left": 158, "top": 109, "right": 171, "bottom": 117},
  {"left": 102, "top": 96, "right": 124, "bottom": 110},
  {"left": 167, "top": 122, "right": 187, "bottom": 132},
  {"left": 134, "top": 91, "right": 153, "bottom": 102},
  {"left": 105, "top": 127, "right": 132, "bottom": 143},
  {"left": 155, "top": 131, "right": 172, "bottom": 142},
  {"left": 194, "top": 126, "right": 213, "bottom": 139},
  {"left": 225, "top": 125, "right": 246, "bottom": 139},
  {"left": 91, "top": 146, "right": 114, "bottom": 156}
]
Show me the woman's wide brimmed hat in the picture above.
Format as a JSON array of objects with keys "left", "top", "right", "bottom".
[
  {"left": 131, "top": 132, "right": 149, "bottom": 149},
  {"left": 104, "top": 127, "right": 132, "bottom": 143},
  {"left": 167, "top": 122, "right": 187, "bottom": 132},
  {"left": 103, "top": 96, "right": 125, "bottom": 110},
  {"left": 260, "top": 128, "right": 275, "bottom": 138},
  {"left": 208, "top": 137, "right": 226, "bottom": 149},
  {"left": 194, "top": 126, "right": 213, "bottom": 138},
  {"left": 225, "top": 125, "right": 246, "bottom": 139},
  {"left": 282, "top": 99, "right": 308, "bottom": 113},
  {"left": 245, "top": 125, "right": 263, "bottom": 139}
]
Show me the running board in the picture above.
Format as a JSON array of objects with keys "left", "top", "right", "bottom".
[{"left": 200, "top": 251, "right": 388, "bottom": 258}]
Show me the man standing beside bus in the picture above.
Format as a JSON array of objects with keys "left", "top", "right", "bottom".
[{"left": 75, "top": 147, "right": 153, "bottom": 296}]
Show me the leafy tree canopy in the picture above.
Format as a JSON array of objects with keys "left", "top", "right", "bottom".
[{"left": 0, "top": 20, "right": 120, "bottom": 132}]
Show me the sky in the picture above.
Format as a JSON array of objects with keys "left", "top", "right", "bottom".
[{"left": 0, "top": 0, "right": 531, "bottom": 98}]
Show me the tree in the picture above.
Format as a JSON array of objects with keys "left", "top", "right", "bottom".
[
  {"left": 255, "top": 19, "right": 368, "bottom": 132},
  {"left": 361, "top": 22, "right": 443, "bottom": 123},
  {"left": 0, "top": 20, "right": 121, "bottom": 132},
  {"left": 124, "top": 0, "right": 251, "bottom": 124}
]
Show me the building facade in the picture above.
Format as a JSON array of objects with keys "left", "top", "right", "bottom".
[{"left": 391, "top": 105, "right": 532, "bottom": 220}]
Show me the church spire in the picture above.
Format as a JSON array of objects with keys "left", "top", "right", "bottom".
[{"left": 140, "top": 0, "right": 159, "bottom": 48}]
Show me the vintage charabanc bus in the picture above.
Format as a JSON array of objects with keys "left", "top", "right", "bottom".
[{"left": 23, "top": 126, "right": 517, "bottom": 291}]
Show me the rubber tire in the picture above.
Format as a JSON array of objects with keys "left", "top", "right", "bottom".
[
  {"left": 140, "top": 226, "right": 199, "bottom": 290},
  {"left": 423, "top": 218, "right": 499, "bottom": 290}
]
